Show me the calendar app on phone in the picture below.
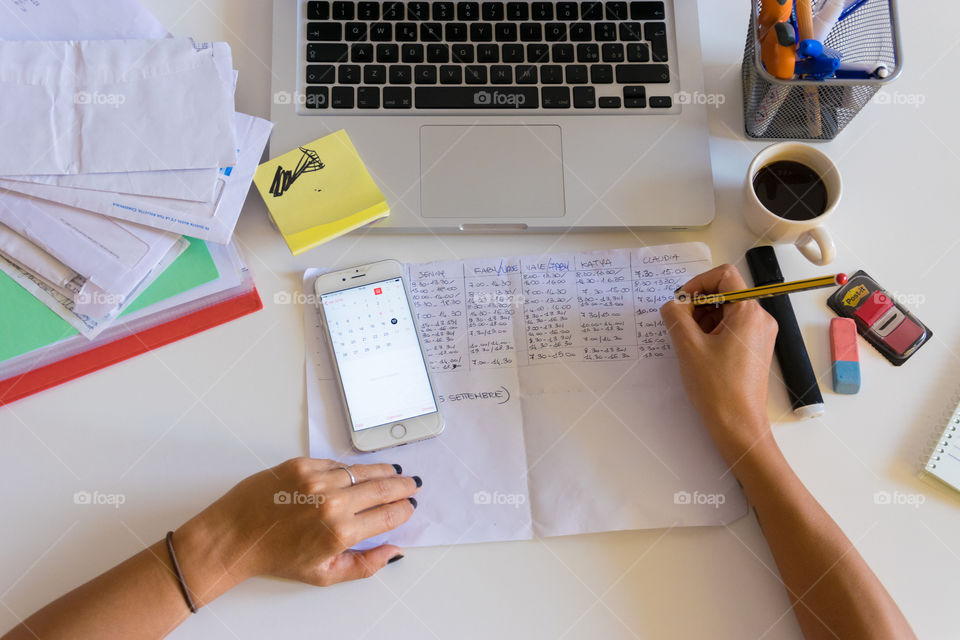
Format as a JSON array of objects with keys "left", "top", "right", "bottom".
[{"left": 321, "top": 278, "right": 438, "bottom": 431}]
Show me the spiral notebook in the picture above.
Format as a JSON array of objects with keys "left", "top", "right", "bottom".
[{"left": 923, "top": 400, "right": 960, "bottom": 493}]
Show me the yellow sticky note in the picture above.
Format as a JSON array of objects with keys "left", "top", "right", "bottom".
[{"left": 253, "top": 130, "right": 389, "bottom": 255}]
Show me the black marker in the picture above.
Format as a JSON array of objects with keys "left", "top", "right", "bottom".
[{"left": 746, "top": 246, "right": 824, "bottom": 419}]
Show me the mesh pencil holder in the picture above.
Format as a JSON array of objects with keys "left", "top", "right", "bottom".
[{"left": 742, "top": 0, "right": 903, "bottom": 141}]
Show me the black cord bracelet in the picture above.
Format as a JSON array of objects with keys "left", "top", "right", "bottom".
[{"left": 165, "top": 531, "right": 198, "bottom": 614}]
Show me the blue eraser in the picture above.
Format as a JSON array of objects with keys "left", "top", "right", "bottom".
[{"left": 832, "top": 361, "right": 861, "bottom": 394}]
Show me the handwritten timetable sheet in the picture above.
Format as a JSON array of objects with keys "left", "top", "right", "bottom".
[{"left": 304, "top": 243, "right": 748, "bottom": 548}]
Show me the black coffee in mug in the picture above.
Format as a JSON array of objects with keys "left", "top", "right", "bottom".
[{"left": 752, "top": 160, "right": 828, "bottom": 221}]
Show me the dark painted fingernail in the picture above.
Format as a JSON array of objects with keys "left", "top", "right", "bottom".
[
  {"left": 409, "top": 497, "right": 418, "bottom": 509},
  {"left": 392, "top": 464, "right": 402, "bottom": 474},
  {"left": 387, "top": 554, "right": 404, "bottom": 564},
  {"left": 413, "top": 475, "right": 422, "bottom": 488}
]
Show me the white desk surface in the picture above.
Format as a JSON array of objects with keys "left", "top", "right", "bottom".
[{"left": 2, "top": 2, "right": 958, "bottom": 638}]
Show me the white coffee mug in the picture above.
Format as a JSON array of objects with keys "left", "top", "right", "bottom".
[{"left": 743, "top": 142, "right": 841, "bottom": 266}]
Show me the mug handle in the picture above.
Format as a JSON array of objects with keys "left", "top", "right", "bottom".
[{"left": 795, "top": 227, "right": 836, "bottom": 266}]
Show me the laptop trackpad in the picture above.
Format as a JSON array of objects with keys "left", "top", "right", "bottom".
[{"left": 419, "top": 125, "right": 566, "bottom": 219}]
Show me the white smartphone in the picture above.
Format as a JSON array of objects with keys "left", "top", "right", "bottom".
[{"left": 314, "top": 260, "right": 444, "bottom": 452}]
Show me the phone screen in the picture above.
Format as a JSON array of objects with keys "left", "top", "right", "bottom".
[{"left": 320, "top": 277, "right": 438, "bottom": 431}]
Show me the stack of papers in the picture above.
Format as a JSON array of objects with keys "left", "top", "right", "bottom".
[{"left": 0, "top": 0, "right": 273, "bottom": 345}]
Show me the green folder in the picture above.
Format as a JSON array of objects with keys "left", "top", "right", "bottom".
[{"left": 0, "top": 237, "right": 220, "bottom": 363}]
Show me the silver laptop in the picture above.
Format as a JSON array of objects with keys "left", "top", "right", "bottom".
[{"left": 269, "top": 1, "right": 715, "bottom": 231}]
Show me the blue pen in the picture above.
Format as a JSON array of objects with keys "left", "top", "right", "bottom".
[
  {"left": 833, "top": 62, "right": 889, "bottom": 79},
  {"left": 838, "top": 0, "right": 869, "bottom": 21}
]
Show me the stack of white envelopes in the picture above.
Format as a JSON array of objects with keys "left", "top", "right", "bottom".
[{"left": 0, "top": 2, "right": 273, "bottom": 339}]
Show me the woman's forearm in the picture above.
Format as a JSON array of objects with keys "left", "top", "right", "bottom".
[{"left": 729, "top": 427, "right": 915, "bottom": 640}]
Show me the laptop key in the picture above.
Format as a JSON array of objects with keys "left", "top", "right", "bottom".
[
  {"left": 590, "top": 64, "right": 613, "bottom": 83},
  {"left": 307, "top": 1, "right": 330, "bottom": 20},
  {"left": 527, "top": 43, "right": 549, "bottom": 62},
  {"left": 602, "top": 43, "right": 624, "bottom": 62},
  {"left": 627, "top": 43, "right": 650, "bottom": 61},
  {"left": 445, "top": 23, "right": 468, "bottom": 41},
  {"left": 552, "top": 44, "right": 574, "bottom": 62},
  {"left": 306, "top": 86, "right": 329, "bottom": 108},
  {"left": 619, "top": 23, "right": 643, "bottom": 41},
  {"left": 540, "top": 65, "right": 563, "bottom": 84},
  {"left": 377, "top": 44, "right": 400, "bottom": 62},
  {"left": 516, "top": 65, "right": 537, "bottom": 84},
  {"left": 389, "top": 64, "right": 412, "bottom": 83},
  {"left": 332, "top": 86, "right": 354, "bottom": 108},
  {"left": 624, "top": 85, "right": 646, "bottom": 106},
  {"left": 541, "top": 86, "right": 571, "bottom": 108},
  {"left": 345, "top": 22, "right": 367, "bottom": 40},
  {"left": 565, "top": 64, "right": 588, "bottom": 83},
  {"left": 396, "top": 22, "right": 418, "bottom": 40},
  {"left": 451, "top": 43, "right": 475, "bottom": 63},
  {"left": 605, "top": 2, "right": 628, "bottom": 20},
  {"left": 433, "top": 2, "right": 455, "bottom": 20},
  {"left": 478, "top": 44, "right": 499, "bottom": 62},
  {"left": 458, "top": 2, "right": 480, "bottom": 20},
  {"left": 573, "top": 85, "right": 596, "bottom": 108},
  {"left": 307, "top": 43, "right": 348, "bottom": 62},
  {"left": 306, "top": 23, "right": 342, "bottom": 41},
  {"left": 482, "top": 2, "right": 505, "bottom": 20},
  {"left": 332, "top": 1, "right": 353, "bottom": 20},
  {"left": 544, "top": 23, "right": 567, "bottom": 41},
  {"left": 570, "top": 23, "right": 592, "bottom": 41},
  {"left": 384, "top": 87, "right": 413, "bottom": 108},
  {"left": 520, "top": 24, "right": 542, "bottom": 41},
  {"left": 306, "top": 64, "right": 336, "bottom": 84},
  {"left": 506, "top": 2, "right": 528, "bottom": 20},
  {"left": 557, "top": 2, "right": 578, "bottom": 20},
  {"left": 408, "top": 2, "right": 431, "bottom": 20},
  {"left": 465, "top": 65, "right": 487, "bottom": 83},
  {"left": 338, "top": 64, "right": 361, "bottom": 83},
  {"left": 370, "top": 23, "right": 393, "bottom": 41},
  {"left": 364, "top": 65, "right": 387, "bottom": 84},
  {"left": 415, "top": 64, "right": 438, "bottom": 83},
  {"left": 576, "top": 43, "right": 599, "bottom": 62},
  {"left": 490, "top": 65, "right": 512, "bottom": 83},
  {"left": 580, "top": 2, "right": 602, "bottom": 20},
  {"left": 532, "top": 2, "right": 553, "bottom": 20},
  {"left": 351, "top": 43, "right": 374, "bottom": 62},
  {"left": 625, "top": 97, "right": 646, "bottom": 108},
  {"left": 415, "top": 86, "right": 538, "bottom": 108},
  {"left": 631, "top": 1, "right": 665, "bottom": 20},
  {"left": 402, "top": 43, "right": 425, "bottom": 62},
  {"left": 646, "top": 22, "right": 669, "bottom": 61},
  {"left": 440, "top": 65, "right": 462, "bottom": 83},
  {"left": 599, "top": 96, "right": 621, "bottom": 108},
  {"left": 358, "top": 2, "right": 379, "bottom": 19},
  {"left": 421, "top": 23, "right": 443, "bottom": 41},
  {"left": 650, "top": 95, "right": 672, "bottom": 108},
  {"left": 470, "top": 23, "right": 493, "bottom": 41},
  {"left": 383, "top": 3, "right": 405, "bottom": 20},
  {"left": 502, "top": 43, "right": 524, "bottom": 61},
  {"left": 427, "top": 44, "right": 449, "bottom": 62},
  {"left": 357, "top": 86, "right": 380, "bottom": 108},
  {"left": 594, "top": 22, "right": 616, "bottom": 41},
  {"left": 615, "top": 63, "right": 670, "bottom": 83},
  {"left": 495, "top": 23, "right": 518, "bottom": 41}
]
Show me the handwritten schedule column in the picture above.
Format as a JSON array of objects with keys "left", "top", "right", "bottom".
[
  {"left": 520, "top": 255, "right": 578, "bottom": 364},
  {"left": 462, "top": 258, "right": 521, "bottom": 370},
  {"left": 575, "top": 252, "right": 636, "bottom": 361},
  {"left": 406, "top": 262, "right": 467, "bottom": 372},
  {"left": 631, "top": 248, "right": 705, "bottom": 360}
]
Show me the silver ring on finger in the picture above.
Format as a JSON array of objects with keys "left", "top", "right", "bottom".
[{"left": 340, "top": 466, "right": 357, "bottom": 486}]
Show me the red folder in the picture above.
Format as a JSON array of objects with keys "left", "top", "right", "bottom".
[{"left": 0, "top": 287, "right": 262, "bottom": 406}]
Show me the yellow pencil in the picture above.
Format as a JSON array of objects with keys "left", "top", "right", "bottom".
[{"left": 686, "top": 273, "right": 847, "bottom": 306}]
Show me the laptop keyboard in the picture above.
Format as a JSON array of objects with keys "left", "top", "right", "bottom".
[{"left": 298, "top": 1, "right": 678, "bottom": 112}]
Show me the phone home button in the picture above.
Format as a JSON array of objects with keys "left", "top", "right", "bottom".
[{"left": 390, "top": 424, "right": 407, "bottom": 439}]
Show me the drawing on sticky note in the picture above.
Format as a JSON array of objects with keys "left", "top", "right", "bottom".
[{"left": 269, "top": 146, "right": 325, "bottom": 197}]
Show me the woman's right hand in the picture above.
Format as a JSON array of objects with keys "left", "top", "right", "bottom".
[{"left": 660, "top": 264, "right": 779, "bottom": 465}]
